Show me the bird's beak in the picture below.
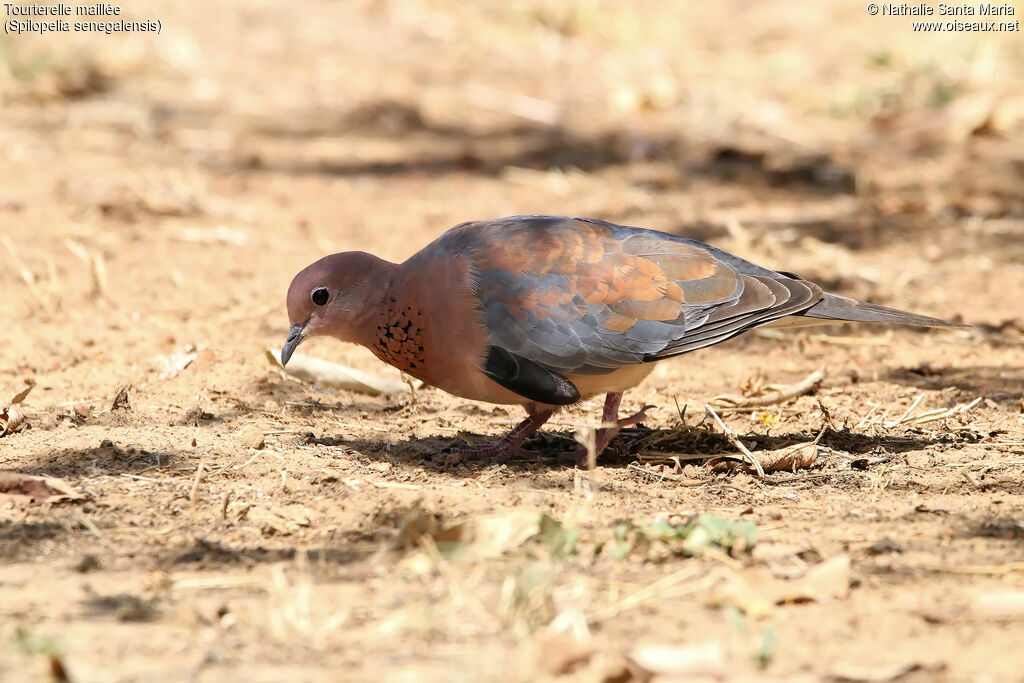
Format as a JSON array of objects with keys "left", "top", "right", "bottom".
[{"left": 281, "top": 323, "right": 307, "bottom": 367}]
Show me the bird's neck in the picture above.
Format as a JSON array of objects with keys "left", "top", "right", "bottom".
[
  {"left": 355, "top": 259, "right": 435, "bottom": 376},
  {"left": 335, "top": 257, "right": 401, "bottom": 347}
]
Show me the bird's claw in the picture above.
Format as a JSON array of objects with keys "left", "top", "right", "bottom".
[
  {"left": 618, "top": 404, "right": 656, "bottom": 428},
  {"left": 561, "top": 404, "right": 656, "bottom": 466}
]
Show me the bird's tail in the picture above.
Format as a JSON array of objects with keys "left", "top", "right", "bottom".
[{"left": 796, "top": 292, "right": 966, "bottom": 328}]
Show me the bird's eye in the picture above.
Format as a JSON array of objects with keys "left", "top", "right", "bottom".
[{"left": 311, "top": 287, "right": 329, "bottom": 306}]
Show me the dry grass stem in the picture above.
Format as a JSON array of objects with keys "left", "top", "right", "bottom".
[
  {"left": 189, "top": 456, "right": 206, "bottom": 506},
  {"left": 592, "top": 568, "right": 714, "bottom": 622},
  {"left": 861, "top": 395, "right": 984, "bottom": 429},
  {"left": 704, "top": 404, "right": 765, "bottom": 478}
]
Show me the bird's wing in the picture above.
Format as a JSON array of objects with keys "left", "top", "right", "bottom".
[{"left": 450, "top": 215, "right": 822, "bottom": 376}]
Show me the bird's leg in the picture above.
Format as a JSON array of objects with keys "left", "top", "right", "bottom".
[
  {"left": 456, "top": 409, "right": 554, "bottom": 465},
  {"left": 563, "top": 392, "right": 654, "bottom": 464}
]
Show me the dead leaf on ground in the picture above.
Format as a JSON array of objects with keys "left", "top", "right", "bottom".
[
  {"left": 1, "top": 381, "right": 35, "bottom": 437},
  {"left": 710, "top": 554, "right": 850, "bottom": 616},
  {"left": 430, "top": 508, "right": 562, "bottom": 562},
  {"left": 388, "top": 506, "right": 577, "bottom": 563},
  {"left": 830, "top": 660, "right": 943, "bottom": 682},
  {"left": 0, "top": 471, "right": 86, "bottom": 505},
  {"left": 968, "top": 590, "right": 1024, "bottom": 621},
  {"left": 111, "top": 383, "right": 134, "bottom": 411},
  {"left": 629, "top": 642, "right": 726, "bottom": 678},
  {"left": 154, "top": 350, "right": 197, "bottom": 380},
  {"left": 711, "top": 440, "right": 820, "bottom": 474},
  {"left": 266, "top": 348, "right": 421, "bottom": 396}
]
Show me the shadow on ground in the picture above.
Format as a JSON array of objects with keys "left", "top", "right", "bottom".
[
  {"left": 15, "top": 444, "right": 181, "bottom": 478},
  {"left": 887, "top": 364, "right": 1024, "bottom": 406},
  {"left": 324, "top": 423, "right": 962, "bottom": 472}
]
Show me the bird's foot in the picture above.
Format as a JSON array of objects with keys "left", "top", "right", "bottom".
[
  {"left": 561, "top": 404, "right": 656, "bottom": 466},
  {"left": 615, "top": 404, "right": 656, "bottom": 429}
]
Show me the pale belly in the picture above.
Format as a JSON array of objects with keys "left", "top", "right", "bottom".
[
  {"left": 567, "top": 364, "right": 658, "bottom": 401},
  {"left": 419, "top": 355, "right": 659, "bottom": 411}
]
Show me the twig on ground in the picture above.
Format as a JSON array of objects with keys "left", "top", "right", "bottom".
[
  {"left": 711, "top": 366, "right": 825, "bottom": 409},
  {"left": 859, "top": 395, "right": 984, "bottom": 429},
  {"left": 71, "top": 510, "right": 103, "bottom": 538},
  {"left": 892, "top": 393, "right": 926, "bottom": 425},
  {"left": 704, "top": 404, "right": 765, "bottom": 478},
  {"left": 189, "top": 456, "right": 206, "bottom": 506},
  {"left": 855, "top": 403, "right": 881, "bottom": 430},
  {"left": 639, "top": 452, "right": 721, "bottom": 464},
  {"left": 627, "top": 462, "right": 706, "bottom": 486},
  {"left": 912, "top": 561, "right": 1024, "bottom": 575}
]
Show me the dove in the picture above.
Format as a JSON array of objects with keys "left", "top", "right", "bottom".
[{"left": 282, "top": 215, "right": 963, "bottom": 463}]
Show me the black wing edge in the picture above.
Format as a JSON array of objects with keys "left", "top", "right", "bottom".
[{"left": 482, "top": 346, "right": 580, "bottom": 405}]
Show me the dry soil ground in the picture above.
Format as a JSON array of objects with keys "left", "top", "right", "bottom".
[{"left": 1, "top": 1, "right": 1024, "bottom": 681}]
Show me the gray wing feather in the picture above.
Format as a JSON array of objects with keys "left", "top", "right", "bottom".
[{"left": 459, "top": 216, "right": 829, "bottom": 375}]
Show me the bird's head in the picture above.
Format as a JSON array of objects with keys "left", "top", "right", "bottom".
[{"left": 281, "top": 251, "right": 391, "bottom": 366}]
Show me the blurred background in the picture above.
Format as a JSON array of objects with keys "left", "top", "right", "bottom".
[
  {"left": 2, "top": 0, "right": 1023, "bottom": 328},
  {"left": 2, "top": 1, "right": 1023, "bottom": 680},
  {"left": 2, "top": 0, "right": 1023, "bottom": 395}
]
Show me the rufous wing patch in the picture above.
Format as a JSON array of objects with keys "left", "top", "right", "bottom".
[
  {"left": 612, "top": 298, "right": 682, "bottom": 321},
  {"left": 602, "top": 311, "right": 636, "bottom": 332}
]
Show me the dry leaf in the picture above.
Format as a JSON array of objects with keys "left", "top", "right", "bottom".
[
  {"left": 389, "top": 507, "right": 569, "bottom": 563},
  {"left": 710, "top": 554, "right": 850, "bottom": 616},
  {"left": 0, "top": 471, "right": 85, "bottom": 505},
  {"left": 709, "top": 570, "right": 778, "bottom": 617},
  {"left": 111, "top": 384, "right": 134, "bottom": 411},
  {"left": 266, "top": 348, "right": 421, "bottom": 396},
  {"left": 761, "top": 442, "right": 819, "bottom": 472},
  {"left": 0, "top": 381, "right": 35, "bottom": 437},
  {"left": 0, "top": 405, "right": 26, "bottom": 437},
  {"left": 711, "top": 440, "right": 819, "bottom": 474},
  {"left": 630, "top": 642, "right": 725, "bottom": 677},
  {"left": 9, "top": 383, "right": 34, "bottom": 405},
  {"left": 154, "top": 350, "right": 197, "bottom": 380},
  {"left": 831, "top": 661, "right": 938, "bottom": 682},
  {"left": 435, "top": 508, "right": 546, "bottom": 562},
  {"left": 799, "top": 554, "right": 851, "bottom": 601},
  {"left": 968, "top": 590, "right": 1024, "bottom": 621}
]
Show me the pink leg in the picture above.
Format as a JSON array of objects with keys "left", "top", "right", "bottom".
[
  {"left": 565, "top": 393, "right": 653, "bottom": 464},
  {"left": 456, "top": 409, "right": 554, "bottom": 464}
]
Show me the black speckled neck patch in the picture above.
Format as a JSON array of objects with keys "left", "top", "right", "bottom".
[{"left": 373, "top": 303, "right": 426, "bottom": 373}]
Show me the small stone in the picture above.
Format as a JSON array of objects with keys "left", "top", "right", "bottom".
[
  {"left": 75, "top": 554, "right": 102, "bottom": 573},
  {"left": 239, "top": 425, "right": 265, "bottom": 450}
]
